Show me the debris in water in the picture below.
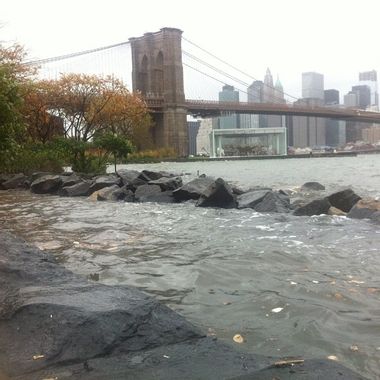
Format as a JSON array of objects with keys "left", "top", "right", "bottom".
[
  {"left": 163, "top": 355, "right": 170, "bottom": 359},
  {"left": 327, "top": 355, "right": 338, "bottom": 361},
  {"left": 312, "top": 280, "right": 319, "bottom": 284},
  {"left": 233, "top": 334, "right": 244, "bottom": 343},
  {"left": 350, "top": 345, "right": 359, "bottom": 352},
  {"left": 223, "top": 301, "right": 231, "bottom": 305},
  {"left": 32, "top": 354, "right": 44, "bottom": 360},
  {"left": 271, "top": 307, "right": 284, "bottom": 313},
  {"left": 348, "top": 280, "right": 365, "bottom": 284},
  {"left": 290, "top": 281, "right": 297, "bottom": 285},
  {"left": 273, "top": 359, "right": 304, "bottom": 367}
]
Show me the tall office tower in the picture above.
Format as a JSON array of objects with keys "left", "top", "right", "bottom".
[
  {"left": 291, "top": 98, "right": 326, "bottom": 148},
  {"left": 218, "top": 85, "right": 240, "bottom": 129},
  {"left": 324, "top": 89, "right": 340, "bottom": 105},
  {"left": 248, "top": 80, "right": 264, "bottom": 102},
  {"left": 187, "top": 120, "right": 201, "bottom": 156},
  {"left": 302, "top": 72, "right": 324, "bottom": 100},
  {"left": 351, "top": 85, "right": 371, "bottom": 109},
  {"left": 274, "top": 76, "right": 286, "bottom": 103},
  {"left": 359, "top": 70, "right": 378, "bottom": 109}
]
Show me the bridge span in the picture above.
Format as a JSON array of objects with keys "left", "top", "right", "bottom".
[{"left": 146, "top": 98, "right": 380, "bottom": 124}]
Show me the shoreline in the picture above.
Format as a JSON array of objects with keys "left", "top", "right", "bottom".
[{"left": 0, "top": 231, "right": 368, "bottom": 380}]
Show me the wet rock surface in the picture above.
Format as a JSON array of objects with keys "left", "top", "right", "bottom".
[
  {"left": 196, "top": 178, "right": 236, "bottom": 208},
  {"left": 293, "top": 198, "right": 331, "bottom": 216},
  {"left": 0, "top": 232, "right": 368, "bottom": 380},
  {"left": 327, "top": 189, "right": 361, "bottom": 213}
]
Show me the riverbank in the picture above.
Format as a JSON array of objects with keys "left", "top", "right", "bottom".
[{"left": 0, "top": 231, "right": 368, "bottom": 380}]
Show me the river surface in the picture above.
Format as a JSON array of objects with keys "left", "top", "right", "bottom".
[{"left": 1, "top": 155, "right": 380, "bottom": 379}]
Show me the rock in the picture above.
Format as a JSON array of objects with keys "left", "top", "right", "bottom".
[
  {"left": 347, "top": 199, "right": 380, "bottom": 222},
  {"left": 0, "top": 232, "right": 368, "bottom": 380},
  {"left": 30, "top": 171, "right": 54, "bottom": 183},
  {"left": 1, "top": 173, "right": 28, "bottom": 189},
  {"left": 293, "top": 198, "right": 331, "bottom": 216},
  {"left": 253, "top": 191, "right": 290, "bottom": 213},
  {"left": 88, "top": 175, "right": 122, "bottom": 195},
  {"left": 196, "top": 178, "right": 236, "bottom": 209},
  {"left": 59, "top": 181, "right": 92, "bottom": 197},
  {"left": 135, "top": 184, "right": 163, "bottom": 202},
  {"left": 301, "top": 181, "right": 325, "bottom": 191},
  {"left": 327, "top": 189, "right": 361, "bottom": 213},
  {"left": 30, "top": 175, "right": 62, "bottom": 194},
  {"left": 117, "top": 169, "right": 147, "bottom": 190},
  {"left": 61, "top": 173, "right": 83, "bottom": 188},
  {"left": 94, "top": 185, "right": 134, "bottom": 202},
  {"left": 328, "top": 206, "right": 347, "bottom": 216},
  {"left": 149, "top": 176, "right": 183, "bottom": 191},
  {"left": 173, "top": 176, "right": 215, "bottom": 201},
  {"left": 237, "top": 190, "right": 271, "bottom": 209},
  {"left": 140, "top": 170, "right": 174, "bottom": 181}
]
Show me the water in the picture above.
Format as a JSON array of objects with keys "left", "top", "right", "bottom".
[{"left": 1, "top": 154, "right": 380, "bottom": 379}]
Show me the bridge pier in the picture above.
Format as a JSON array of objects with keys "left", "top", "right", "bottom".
[{"left": 130, "top": 28, "right": 188, "bottom": 156}]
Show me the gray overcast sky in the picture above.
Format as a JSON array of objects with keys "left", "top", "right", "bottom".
[{"left": 2, "top": 0, "right": 380, "bottom": 100}]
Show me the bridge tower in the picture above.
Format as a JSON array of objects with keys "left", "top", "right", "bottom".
[{"left": 129, "top": 28, "right": 188, "bottom": 156}]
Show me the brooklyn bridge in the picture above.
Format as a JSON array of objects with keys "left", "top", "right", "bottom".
[{"left": 28, "top": 27, "right": 380, "bottom": 156}]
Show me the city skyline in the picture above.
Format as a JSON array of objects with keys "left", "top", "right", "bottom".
[{"left": 2, "top": 0, "right": 380, "bottom": 100}]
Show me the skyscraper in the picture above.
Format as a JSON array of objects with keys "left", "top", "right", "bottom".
[
  {"left": 324, "top": 89, "right": 345, "bottom": 147},
  {"left": 218, "top": 85, "right": 240, "bottom": 129},
  {"left": 351, "top": 85, "right": 371, "bottom": 109},
  {"left": 359, "top": 70, "right": 378, "bottom": 108},
  {"left": 324, "top": 89, "right": 340, "bottom": 105},
  {"left": 302, "top": 72, "right": 324, "bottom": 100}
]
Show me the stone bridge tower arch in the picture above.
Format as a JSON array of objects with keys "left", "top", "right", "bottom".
[{"left": 129, "top": 28, "right": 188, "bottom": 156}]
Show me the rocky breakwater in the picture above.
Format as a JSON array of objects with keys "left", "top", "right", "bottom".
[
  {"left": 0, "top": 169, "right": 378, "bottom": 223},
  {"left": 0, "top": 231, "right": 368, "bottom": 380}
]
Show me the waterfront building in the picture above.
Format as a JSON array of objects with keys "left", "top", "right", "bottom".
[{"left": 196, "top": 118, "right": 213, "bottom": 156}]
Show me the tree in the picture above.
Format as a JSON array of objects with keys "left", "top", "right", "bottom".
[
  {"left": 94, "top": 133, "right": 134, "bottom": 172},
  {"left": 41, "top": 73, "right": 152, "bottom": 146}
]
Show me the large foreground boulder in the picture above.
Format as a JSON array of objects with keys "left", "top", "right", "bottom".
[
  {"left": 173, "top": 176, "right": 215, "bottom": 201},
  {"left": 196, "top": 178, "right": 236, "bottom": 208},
  {"left": 293, "top": 198, "right": 331, "bottom": 216},
  {"left": 134, "top": 184, "right": 174, "bottom": 203},
  {"left": 347, "top": 199, "right": 380, "bottom": 222},
  {"left": 0, "top": 232, "right": 368, "bottom": 380},
  {"left": 30, "top": 175, "right": 62, "bottom": 194},
  {"left": 327, "top": 189, "right": 361, "bottom": 213}
]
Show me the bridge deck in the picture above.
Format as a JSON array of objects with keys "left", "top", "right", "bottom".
[{"left": 145, "top": 98, "right": 380, "bottom": 124}]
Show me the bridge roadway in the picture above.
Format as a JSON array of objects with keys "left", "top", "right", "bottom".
[{"left": 145, "top": 98, "right": 380, "bottom": 124}]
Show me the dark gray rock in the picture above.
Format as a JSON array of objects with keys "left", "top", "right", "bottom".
[
  {"left": 237, "top": 190, "right": 271, "bottom": 209},
  {"left": 1, "top": 173, "right": 28, "bottom": 189},
  {"left": 301, "top": 181, "right": 325, "bottom": 191},
  {"left": 96, "top": 185, "right": 134, "bottom": 202},
  {"left": 59, "top": 181, "right": 92, "bottom": 197},
  {"left": 293, "top": 198, "right": 331, "bottom": 216},
  {"left": 61, "top": 173, "right": 83, "bottom": 188},
  {"left": 173, "top": 176, "right": 215, "bottom": 201},
  {"left": 0, "top": 232, "right": 367, "bottom": 380},
  {"left": 88, "top": 175, "right": 121, "bottom": 195},
  {"left": 30, "top": 171, "right": 54, "bottom": 183},
  {"left": 254, "top": 191, "right": 290, "bottom": 213},
  {"left": 141, "top": 170, "right": 174, "bottom": 181},
  {"left": 196, "top": 178, "right": 236, "bottom": 208},
  {"left": 135, "top": 184, "right": 163, "bottom": 202},
  {"left": 117, "top": 169, "right": 147, "bottom": 190},
  {"left": 30, "top": 175, "right": 62, "bottom": 194},
  {"left": 149, "top": 176, "right": 182, "bottom": 191},
  {"left": 327, "top": 189, "right": 361, "bottom": 213}
]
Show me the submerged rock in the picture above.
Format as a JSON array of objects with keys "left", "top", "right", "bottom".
[
  {"left": 237, "top": 190, "right": 271, "bottom": 209},
  {"left": 301, "top": 181, "right": 325, "bottom": 191},
  {"left": 253, "top": 191, "right": 290, "bottom": 213},
  {"left": 327, "top": 189, "right": 361, "bottom": 213},
  {"left": 135, "top": 184, "right": 164, "bottom": 202},
  {"left": 196, "top": 178, "right": 236, "bottom": 208}
]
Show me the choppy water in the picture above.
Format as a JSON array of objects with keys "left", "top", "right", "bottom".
[{"left": 1, "top": 154, "right": 380, "bottom": 379}]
